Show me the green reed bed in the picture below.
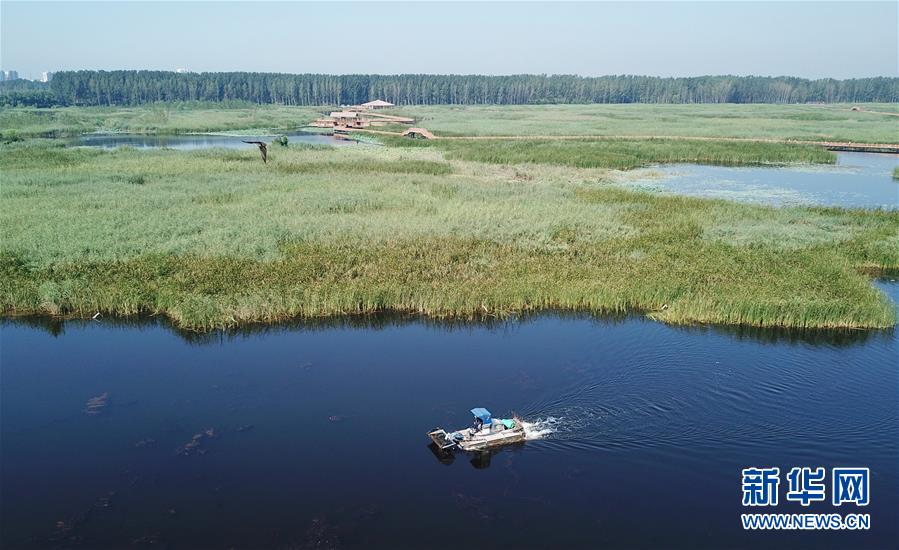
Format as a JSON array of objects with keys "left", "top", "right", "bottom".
[
  {"left": 1, "top": 140, "right": 896, "bottom": 330},
  {"left": 3, "top": 236, "right": 894, "bottom": 331},
  {"left": 382, "top": 136, "right": 836, "bottom": 170},
  {"left": 0, "top": 103, "right": 323, "bottom": 140},
  {"left": 394, "top": 103, "right": 899, "bottom": 144}
]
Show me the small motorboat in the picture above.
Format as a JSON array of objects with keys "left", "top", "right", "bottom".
[{"left": 428, "top": 407, "right": 525, "bottom": 452}]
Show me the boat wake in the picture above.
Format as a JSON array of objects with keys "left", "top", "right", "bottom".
[
  {"left": 521, "top": 416, "right": 562, "bottom": 440},
  {"left": 516, "top": 400, "right": 624, "bottom": 447}
]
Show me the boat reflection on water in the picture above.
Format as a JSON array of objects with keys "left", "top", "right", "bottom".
[
  {"left": 427, "top": 442, "right": 456, "bottom": 466},
  {"left": 426, "top": 441, "right": 527, "bottom": 469}
]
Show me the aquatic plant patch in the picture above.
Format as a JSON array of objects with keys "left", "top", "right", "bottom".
[
  {"left": 1, "top": 140, "right": 896, "bottom": 330},
  {"left": 381, "top": 137, "right": 836, "bottom": 170}
]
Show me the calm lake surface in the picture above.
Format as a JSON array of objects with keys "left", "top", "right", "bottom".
[
  {"left": 2, "top": 282, "right": 897, "bottom": 548},
  {"left": 75, "top": 131, "right": 356, "bottom": 150},
  {"left": 633, "top": 152, "right": 898, "bottom": 209}
]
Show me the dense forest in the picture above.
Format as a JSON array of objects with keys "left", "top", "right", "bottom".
[
  {"left": 0, "top": 79, "right": 58, "bottom": 107},
  {"left": 2, "top": 71, "right": 898, "bottom": 107}
]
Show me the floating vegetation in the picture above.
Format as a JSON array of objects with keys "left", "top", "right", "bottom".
[
  {"left": 177, "top": 427, "right": 218, "bottom": 456},
  {"left": 45, "top": 490, "right": 117, "bottom": 546},
  {"left": 83, "top": 392, "right": 109, "bottom": 415}
]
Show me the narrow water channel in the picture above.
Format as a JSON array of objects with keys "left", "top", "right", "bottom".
[{"left": 2, "top": 282, "right": 896, "bottom": 548}]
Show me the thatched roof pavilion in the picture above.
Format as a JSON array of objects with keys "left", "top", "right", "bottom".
[{"left": 361, "top": 99, "right": 395, "bottom": 109}]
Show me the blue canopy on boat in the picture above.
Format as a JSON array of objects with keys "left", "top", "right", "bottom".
[{"left": 471, "top": 408, "right": 492, "bottom": 424}]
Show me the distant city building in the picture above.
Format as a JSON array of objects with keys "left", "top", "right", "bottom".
[
  {"left": 175, "top": 68, "right": 189, "bottom": 74},
  {"left": 2, "top": 70, "right": 19, "bottom": 81},
  {"left": 40, "top": 71, "right": 54, "bottom": 83}
]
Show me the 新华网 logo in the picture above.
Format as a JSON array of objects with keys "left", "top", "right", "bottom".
[{"left": 740, "top": 466, "right": 870, "bottom": 531}]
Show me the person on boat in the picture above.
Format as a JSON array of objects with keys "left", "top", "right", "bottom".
[
  {"left": 470, "top": 408, "right": 492, "bottom": 434},
  {"left": 472, "top": 417, "right": 484, "bottom": 433}
]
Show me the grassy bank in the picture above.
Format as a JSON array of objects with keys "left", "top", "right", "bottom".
[
  {"left": 390, "top": 103, "right": 899, "bottom": 143},
  {"left": 380, "top": 136, "right": 835, "bottom": 170},
  {"left": 2, "top": 141, "right": 896, "bottom": 330},
  {"left": 0, "top": 103, "right": 322, "bottom": 140}
]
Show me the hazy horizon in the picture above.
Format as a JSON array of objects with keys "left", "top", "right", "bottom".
[{"left": 2, "top": 1, "right": 897, "bottom": 81}]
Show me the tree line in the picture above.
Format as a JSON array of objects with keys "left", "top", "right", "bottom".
[
  {"left": 0, "top": 79, "right": 57, "bottom": 107},
  {"left": 2, "top": 71, "right": 897, "bottom": 107}
]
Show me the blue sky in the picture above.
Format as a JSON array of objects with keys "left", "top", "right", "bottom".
[{"left": 1, "top": 1, "right": 896, "bottom": 79}]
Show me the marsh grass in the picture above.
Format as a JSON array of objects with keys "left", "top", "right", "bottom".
[
  {"left": 383, "top": 137, "right": 836, "bottom": 170},
  {"left": 0, "top": 103, "right": 324, "bottom": 138},
  {"left": 3, "top": 237, "right": 893, "bottom": 331},
  {"left": 274, "top": 159, "right": 452, "bottom": 175},
  {"left": 2, "top": 140, "right": 896, "bottom": 330},
  {"left": 391, "top": 103, "right": 899, "bottom": 143},
  {"left": 120, "top": 173, "right": 147, "bottom": 185}
]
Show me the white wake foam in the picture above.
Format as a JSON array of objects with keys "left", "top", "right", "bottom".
[{"left": 521, "top": 416, "right": 562, "bottom": 440}]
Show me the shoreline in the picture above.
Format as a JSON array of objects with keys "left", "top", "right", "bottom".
[
  {"left": 4, "top": 297, "right": 895, "bottom": 339},
  {"left": 3, "top": 248, "right": 895, "bottom": 332},
  {"left": 356, "top": 128, "right": 899, "bottom": 151}
]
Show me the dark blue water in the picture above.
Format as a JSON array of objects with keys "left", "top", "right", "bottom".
[
  {"left": 1, "top": 283, "right": 897, "bottom": 549},
  {"left": 75, "top": 131, "right": 355, "bottom": 150},
  {"left": 634, "top": 152, "right": 898, "bottom": 209}
]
